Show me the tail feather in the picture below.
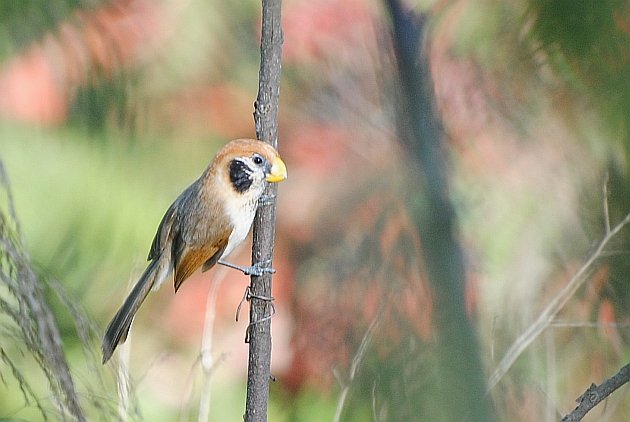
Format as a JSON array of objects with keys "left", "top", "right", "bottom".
[{"left": 102, "top": 259, "right": 162, "bottom": 364}]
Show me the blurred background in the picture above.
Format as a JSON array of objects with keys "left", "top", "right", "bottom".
[{"left": 1, "top": 0, "right": 630, "bottom": 420}]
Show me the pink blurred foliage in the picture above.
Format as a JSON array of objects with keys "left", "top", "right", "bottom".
[
  {"left": 162, "top": 83, "right": 255, "bottom": 140},
  {"left": 281, "top": 186, "right": 434, "bottom": 392},
  {"left": 430, "top": 2, "right": 522, "bottom": 177},
  {"left": 282, "top": 0, "right": 376, "bottom": 64},
  {"left": 598, "top": 299, "right": 623, "bottom": 355},
  {"left": 0, "top": 48, "right": 67, "bottom": 124}
]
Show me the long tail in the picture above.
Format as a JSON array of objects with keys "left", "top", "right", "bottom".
[{"left": 102, "top": 258, "right": 163, "bottom": 364}]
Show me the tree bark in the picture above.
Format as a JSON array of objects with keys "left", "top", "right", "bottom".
[
  {"left": 383, "top": 2, "right": 493, "bottom": 420},
  {"left": 244, "top": 0, "right": 283, "bottom": 421},
  {"left": 561, "top": 363, "right": 630, "bottom": 421}
]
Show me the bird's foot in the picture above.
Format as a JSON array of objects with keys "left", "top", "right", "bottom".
[{"left": 218, "top": 259, "right": 275, "bottom": 277}]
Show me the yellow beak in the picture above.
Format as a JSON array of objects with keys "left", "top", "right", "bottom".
[{"left": 266, "top": 156, "right": 287, "bottom": 183}]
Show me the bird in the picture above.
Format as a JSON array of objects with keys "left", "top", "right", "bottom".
[{"left": 101, "top": 138, "right": 287, "bottom": 364}]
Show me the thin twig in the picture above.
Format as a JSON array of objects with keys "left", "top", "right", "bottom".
[
  {"left": 198, "top": 265, "right": 228, "bottom": 422},
  {"left": 332, "top": 312, "right": 381, "bottom": 422},
  {"left": 371, "top": 381, "right": 380, "bottom": 422},
  {"left": 544, "top": 329, "right": 558, "bottom": 421},
  {"left": 116, "top": 343, "right": 131, "bottom": 421},
  {"left": 116, "top": 274, "right": 135, "bottom": 421},
  {"left": 550, "top": 321, "right": 630, "bottom": 328},
  {"left": 488, "top": 210, "right": 630, "bottom": 391},
  {"left": 603, "top": 173, "right": 610, "bottom": 234},
  {"left": 561, "top": 363, "right": 630, "bottom": 421}
]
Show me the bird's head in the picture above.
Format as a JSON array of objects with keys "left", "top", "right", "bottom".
[{"left": 211, "top": 138, "right": 287, "bottom": 198}]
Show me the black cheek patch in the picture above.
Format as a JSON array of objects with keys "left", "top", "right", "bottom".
[{"left": 229, "top": 159, "right": 253, "bottom": 193}]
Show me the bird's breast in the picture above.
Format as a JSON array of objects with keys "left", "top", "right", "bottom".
[{"left": 221, "top": 194, "right": 258, "bottom": 258}]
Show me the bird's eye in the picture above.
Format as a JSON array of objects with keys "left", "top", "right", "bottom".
[{"left": 252, "top": 154, "right": 264, "bottom": 166}]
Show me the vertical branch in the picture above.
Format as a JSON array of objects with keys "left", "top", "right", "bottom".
[
  {"left": 383, "top": 2, "right": 492, "bottom": 420},
  {"left": 246, "top": 0, "right": 283, "bottom": 421}
]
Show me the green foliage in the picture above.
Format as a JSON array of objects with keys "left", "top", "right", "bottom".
[
  {"left": 0, "top": 0, "right": 100, "bottom": 52},
  {"left": 528, "top": 0, "right": 630, "bottom": 149}
]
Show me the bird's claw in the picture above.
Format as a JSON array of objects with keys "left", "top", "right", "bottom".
[
  {"left": 242, "top": 260, "right": 276, "bottom": 276},
  {"left": 218, "top": 259, "right": 275, "bottom": 276}
]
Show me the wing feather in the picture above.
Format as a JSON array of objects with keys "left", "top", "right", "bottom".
[
  {"left": 148, "top": 182, "right": 199, "bottom": 261},
  {"left": 173, "top": 230, "right": 230, "bottom": 292},
  {"left": 202, "top": 242, "right": 228, "bottom": 272},
  {"left": 148, "top": 204, "right": 178, "bottom": 261}
]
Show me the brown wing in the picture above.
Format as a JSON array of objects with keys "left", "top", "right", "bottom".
[
  {"left": 202, "top": 242, "right": 228, "bottom": 272},
  {"left": 173, "top": 230, "right": 230, "bottom": 292}
]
